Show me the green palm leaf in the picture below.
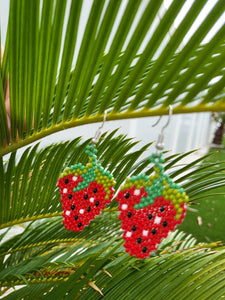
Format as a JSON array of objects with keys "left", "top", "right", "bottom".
[
  {"left": 1, "top": 216, "right": 224, "bottom": 299},
  {"left": 1, "top": 135, "right": 225, "bottom": 297},
  {"left": 1, "top": 0, "right": 225, "bottom": 298},
  {"left": 1, "top": 0, "right": 225, "bottom": 154}
]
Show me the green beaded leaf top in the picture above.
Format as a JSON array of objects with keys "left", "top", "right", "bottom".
[
  {"left": 59, "top": 145, "right": 115, "bottom": 199},
  {"left": 120, "top": 153, "right": 189, "bottom": 218}
]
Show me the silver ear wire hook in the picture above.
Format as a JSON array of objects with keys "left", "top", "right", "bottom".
[
  {"left": 92, "top": 110, "right": 107, "bottom": 144},
  {"left": 152, "top": 105, "right": 173, "bottom": 152}
]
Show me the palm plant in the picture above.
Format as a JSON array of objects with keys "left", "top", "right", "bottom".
[{"left": 1, "top": 0, "right": 225, "bottom": 298}]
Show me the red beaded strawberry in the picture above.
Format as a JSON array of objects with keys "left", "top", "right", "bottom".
[
  {"left": 57, "top": 145, "right": 115, "bottom": 231},
  {"left": 116, "top": 153, "right": 189, "bottom": 259}
]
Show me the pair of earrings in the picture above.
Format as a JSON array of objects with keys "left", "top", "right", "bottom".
[{"left": 57, "top": 108, "right": 189, "bottom": 259}]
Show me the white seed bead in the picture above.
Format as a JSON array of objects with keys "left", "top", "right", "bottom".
[
  {"left": 134, "top": 189, "right": 140, "bottom": 196},
  {"left": 126, "top": 231, "right": 132, "bottom": 237},
  {"left": 121, "top": 204, "right": 128, "bottom": 210},
  {"left": 154, "top": 216, "right": 162, "bottom": 224},
  {"left": 142, "top": 230, "right": 149, "bottom": 237}
]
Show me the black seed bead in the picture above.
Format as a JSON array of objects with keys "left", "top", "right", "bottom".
[
  {"left": 93, "top": 188, "right": 98, "bottom": 193},
  {"left": 160, "top": 206, "right": 165, "bottom": 212},
  {"left": 65, "top": 179, "right": 69, "bottom": 184},
  {"left": 163, "top": 221, "right": 168, "bottom": 227},
  {"left": 125, "top": 193, "right": 130, "bottom": 199},
  {"left": 142, "top": 247, "right": 148, "bottom": 253},
  {"left": 84, "top": 194, "right": 88, "bottom": 200},
  {"left": 127, "top": 212, "right": 132, "bottom": 218},
  {"left": 78, "top": 222, "right": 82, "bottom": 228},
  {"left": 137, "top": 238, "right": 142, "bottom": 244},
  {"left": 68, "top": 194, "right": 72, "bottom": 199},
  {"left": 132, "top": 225, "right": 137, "bottom": 231},
  {"left": 95, "top": 201, "right": 100, "bottom": 207},
  {"left": 148, "top": 214, "right": 153, "bottom": 220},
  {"left": 71, "top": 204, "right": 75, "bottom": 210},
  {"left": 74, "top": 215, "right": 79, "bottom": 220},
  {"left": 87, "top": 207, "right": 91, "bottom": 212},
  {"left": 152, "top": 228, "right": 157, "bottom": 235}
]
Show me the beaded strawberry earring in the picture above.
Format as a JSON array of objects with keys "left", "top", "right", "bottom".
[
  {"left": 57, "top": 111, "right": 115, "bottom": 231},
  {"left": 116, "top": 106, "right": 189, "bottom": 259}
]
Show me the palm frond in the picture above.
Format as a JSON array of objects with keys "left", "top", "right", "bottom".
[
  {"left": 1, "top": 0, "right": 225, "bottom": 154},
  {"left": 1, "top": 1, "right": 225, "bottom": 298},
  {"left": 1, "top": 215, "right": 224, "bottom": 299}
]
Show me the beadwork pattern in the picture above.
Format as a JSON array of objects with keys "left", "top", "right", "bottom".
[
  {"left": 57, "top": 145, "right": 115, "bottom": 231},
  {"left": 116, "top": 153, "right": 189, "bottom": 259}
]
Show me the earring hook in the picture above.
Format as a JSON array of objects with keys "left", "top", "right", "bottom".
[
  {"left": 92, "top": 110, "right": 107, "bottom": 144},
  {"left": 152, "top": 105, "right": 173, "bottom": 152}
]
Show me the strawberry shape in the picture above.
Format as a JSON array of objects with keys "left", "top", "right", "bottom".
[
  {"left": 116, "top": 153, "right": 189, "bottom": 259},
  {"left": 57, "top": 145, "right": 115, "bottom": 231}
]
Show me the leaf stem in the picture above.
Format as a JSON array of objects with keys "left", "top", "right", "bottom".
[
  {"left": 0, "top": 212, "right": 62, "bottom": 229},
  {"left": 1, "top": 103, "right": 224, "bottom": 157},
  {"left": 0, "top": 238, "right": 86, "bottom": 257},
  {"left": 0, "top": 208, "right": 118, "bottom": 229}
]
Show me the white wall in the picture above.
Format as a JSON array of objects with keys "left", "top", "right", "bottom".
[
  {"left": 0, "top": 0, "right": 9, "bottom": 44},
  {"left": 127, "top": 113, "right": 212, "bottom": 155}
]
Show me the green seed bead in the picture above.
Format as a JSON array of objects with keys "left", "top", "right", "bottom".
[
  {"left": 177, "top": 197, "right": 183, "bottom": 203},
  {"left": 177, "top": 207, "right": 183, "bottom": 213},
  {"left": 174, "top": 214, "right": 179, "bottom": 220}
]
